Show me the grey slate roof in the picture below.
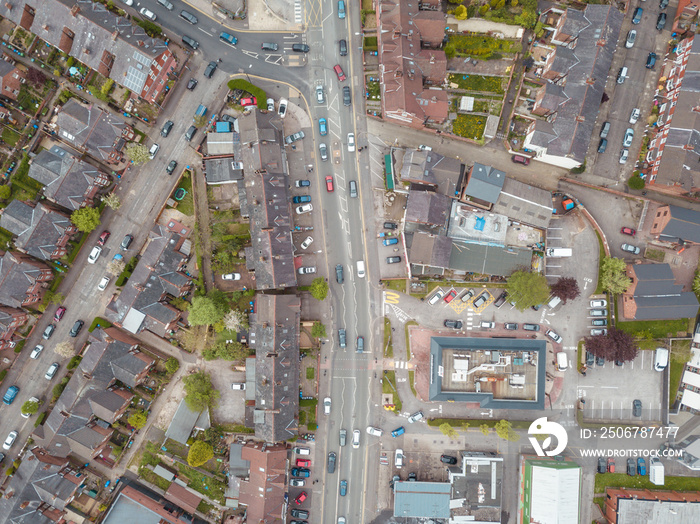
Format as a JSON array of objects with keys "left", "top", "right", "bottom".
[
  {"left": 399, "top": 150, "right": 464, "bottom": 197},
  {"left": 165, "top": 399, "right": 205, "bottom": 445},
  {"left": 394, "top": 481, "right": 451, "bottom": 518},
  {"left": 204, "top": 157, "right": 244, "bottom": 185},
  {"left": 630, "top": 263, "right": 699, "bottom": 320},
  {"left": 250, "top": 294, "right": 300, "bottom": 442},
  {"left": 449, "top": 240, "right": 533, "bottom": 276},
  {"left": 405, "top": 190, "right": 451, "bottom": 231},
  {"left": 0, "top": 251, "right": 49, "bottom": 308},
  {"left": 29, "top": 145, "right": 108, "bottom": 210},
  {"left": 494, "top": 178, "right": 553, "bottom": 229},
  {"left": 658, "top": 205, "right": 700, "bottom": 244},
  {"left": 237, "top": 109, "right": 284, "bottom": 173},
  {"left": 528, "top": 5, "right": 623, "bottom": 164},
  {"left": 0, "top": 200, "right": 73, "bottom": 260},
  {"left": 406, "top": 231, "right": 452, "bottom": 269},
  {"left": 463, "top": 163, "right": 505, "bottom": 204}
]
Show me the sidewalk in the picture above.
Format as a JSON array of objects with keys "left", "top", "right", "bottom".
[{"left": 183, "top": 0, "right": 301, "bottom": 31}]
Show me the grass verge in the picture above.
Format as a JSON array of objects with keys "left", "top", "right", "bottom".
[
  {"left": 383, "top": 317, "right": 393, "bottom": 358},
  {"left": 404, "top": 320, "right": 418, "bottom": 361},
  {"left": 88, "top": 317, "right": 113, "bottom": 332},
  {"left": 594, "top": 229, "right": 606, "bottom": 294},
  {"left": 594, "top": 472, "right": 700, "bottom": 493},
  {"left": 616, "top": 318, "right": 692, "bottom": 338},
  {"left": 227, "top": 79, "right": 268, "bottom": 110},
  {"left": 382, "top": 370, "right": 402, "bottom": 412},
  {"left": 427, "top": 417, "right": 533, "bottom": 429},
  {"left": 384, "top": 279, "right": 406, "bottom": 293},
  {"left": 408, "top": 370, "right": 417, "bottom": 398}
]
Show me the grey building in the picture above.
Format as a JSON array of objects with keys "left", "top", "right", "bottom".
[
  {"left": 399, "top": 149, "right": 464, "bottom": 197},
  {"left": 394, "top": 481, "right": 451, "bottom": 519},
  {"left": 204, "top": 157, "right": 244, "bottom": 185},
  {"left": 650, "top": 205, "right": 700, "bottom": 245},
  {"left": 405, "top": 190, "right": 452, "bottom": 234},
  {"left": 461, "top": 162, "right": 506, "bottom": 207},
  {"left": 448, "top": 452, "right": 503, "bottom": 523},
  {"left": 623, "top": 263, "right": 699, "bottom": 320}
]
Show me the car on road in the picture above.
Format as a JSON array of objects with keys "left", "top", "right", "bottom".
[
  {"left": 292, "top": 43, "right": 310, "bottom": 53},
  {"left": 291, "top": 509, "right": 309, "bottom": 519},
  {"left": 384, "top": 222, "right": 398, "bottom": 229},
  {"left": 591, "top": 328, "right": 608, "bottom": 336},
  {"left": 339, "top": 480, "right": 347, "bottom": 496},
  {"left": 511, "top": 154, "right": 530, "bottom": 165},
  {"left": 472, "top": 292, "right": 490, "bottom": 308},
  {"left": 623, "top": 128, "right": 634, "bottom": 147},
  {"left": 338, "top": 0, "right": 346, "bottom": 18},
  {"left": 356, "top": 336, "right": 364, "bottom": 352},
  {"left": 627, "top": 458, "right": 637, "bottom": 476},
  {"left": 219, "top": 31, "right": 237, "bottom": 45},
  {"left": 620, "top": 227, "right": 636, "bottom": 236},
  {"left": 295, "top": 204, "right": 313, "bottom": 214},
  {"left": 166, "top": 160, "right": 178, "bottom": 175},
  {"left": 387, "top": 256, "right": 401, "bottom": 264},
  {"left": 186, "top": 78, "right": 198, "bottom": 90},
  {"left": 325, "top": 175, "right": 334, "bottom": 192},
  {"left": 625, "top": 30, "right": 636, "bottom": 48},
  {"left": 54, "top": 306, "right": 67, "bottom": 322},
  {"left": 600, "top": 121, "right": 611, "bottom": 138},
  {"left": 319, "top": 143, "right": 328, "bottom": 161},
  {"left": 294, "top": 491, "right": 307, "bottom": 504},
  {"left": 326, "top": 452, "right": 337, "bottom": 474},
  {"left": 179, "top": 10, "right": 198, "bottom": 24},
  {"left": 2, "top": 431, "right": 17, "bottom": 451},
  {"left": 88, "top": 246, "right": 102, "bottom": 264},
  {"left": 366, "top": 426, "right": 383, "bottom": 437},
  {"left": 45, "top": 362, "right": 59, "bottom": 380},
  {"left": 290, "top": 478, "right": 305, "bottom": 487},
  {"left": 338, "top": 328, "right": 346, "bottom": 347},
  {"left": 494, "top": 291, "right": 508, "bottom": 308},
  {"left": 523, "top": 323, "right": 540, "bottom": 331},
  {"left": 261, "top": 42, "right": 279, "bottom": 51},
  {"left": 300, "top": 236, "right": 314, "bottom": 250},
  {"left": 336, "top": 264, "right": 344, "bottom": 283},
  {"left": 391, "top": 426, "right": 405, "bottom": 437},
  {"left": 222, "top": 273, "right": 241, "bottom": 280},
  {"left": 139, "top": 7, "right": 157, "bottom": 21},
  {"left": 619, "top": 149, "right": 629, "bottom": 164},
  {"left": 69, "top": 320, "right": 84, "bottom": 338},
  {"left": 240, "top": 97, "right": 257, "bottom": 107},
  {"left": 343, "top": 86, "right": 351, "bottom": 106},
  {"left": 546, "top": 330, "right": 563, "bottom": 343},
  {"left": 298, "top": 266, "right": 316, "bottom": 275},
  {"left": 444, "top": 289, "right": 457, "bottom": 303},
  {"left": 441, "top": 455, "right": 458, "bottom": 465},
  {"left": 97, "top": 230, "right": 111, "bottom": 246},
  {"left": 295, "top": 179, "right": 311, "bottom": 188},
  {"left": 316, "top": 85, "right": 325, "bottom": 104},
  {"left": 633, "top": 399, "right": 642, "bottom": 417},
  {"left": 657, "top": 12, "right": 667, "bottom": 30},
  {"left": 352, "top": 429, "right": 360, "bottom": 448},
  {"left": 185, "top": 125, "right": 197, "bottom": 141},
  {"left": 3, "top": 385, "right": 19, "bottom": 405},
  {"left": 30, "top": 345, "right": 44, "bottom": 359},
  {"left": 161, "top": 120, "right": 174, "bottom": 137},
  {"left": 598, "top": 457, "right": 606, "bottom": 474},
  {"left": 203, "top": 61, "right": 217, "bottom": 78},
  {"left": 323, "top": 397, "right": 331, "bottom": 415},
  {"left": 632, "top": 7, "right": 643, "bottom": 24},
  {"left": 120, "top": 234, "right": 134, "bottom": 250},
  {"left": 629, "top": 108, "right": 640, "bottom": 124},
  {"left": 621, "top": 243, "right": 641, "bottom": 255},
  {"left": 607, "top": 457, "right": 615, "bottom": 473},
  {"left": 42, "top": 324, "right": 55, "bottom": 340},
  {"left": 278, "top": 98, "right": 288, "bottom": 118},
  {"left": 646, "top": 52, "right": 657, "bottom": 69},
  {"left": 444, "top": 319, "right": 463, "bottom": 329},
  {"left": 334, "top": 64, "right": 346, "bottom": 82},
  {"left": 339, "top": 39, "right": 347, "bottom": 56},
  {"left": 291, "top": 467, "right": 310, "bottom": 477},
  {"left": 347, "top": 133, "right": 355, "bottom": 152},
  {"left": 590, "top": 309, "right": 608, "bottom": 317},
  {"left": 318, "top": 118, "right": 328, "bottom": 136},
  {"left": 590, "top": 299, "right": 607, "bottom": 308},
  {"left": 182, "top": 35, "right": 199, "bottom": 49},
  {"left": 285, "top": 131, "right": 305, "bottom": 144},
  {"left": 408, "top": 411, "right": 424, "bottom": 423},
  {"left": 637, "top": 457, "right": 646, "bottom": 475}
]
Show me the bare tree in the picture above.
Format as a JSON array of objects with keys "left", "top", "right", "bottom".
[
  {"left": 223, "top": 309, "right": 248, "bottom": 332},
  {"left": 106, "top": 259, "right": 125, "bottom": 276},
  {"left": 54, "top": 341, "right": 75, "bottom": 358},
  {"left": 102, "top": 192, "right": 121, "bottom": 210}
]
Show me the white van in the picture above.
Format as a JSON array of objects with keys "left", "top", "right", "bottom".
[
  {"left": 294, "top": 447, "right": 311, "bottom": 455},
  {"left": 231, "top": 383, "right": 245, "bottom": 390},
  {"left": 654, "top": 348, "right": 669, "bottom": 372},
  {"left": 547, "top": 296, "right": 562, "bottom": 310},
  {"left": 556, "top": 352, "right": 568, "bottom": 371},
  {"left": 395, "top": 448, "right": 404, "bottom": 469},
  {"left": 356, "top": 260, "right": 365, "bottom": 278}
]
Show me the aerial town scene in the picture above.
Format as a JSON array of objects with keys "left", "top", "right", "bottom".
[{"left": 0, "top": 0, "right": 700, "bottom": 523}]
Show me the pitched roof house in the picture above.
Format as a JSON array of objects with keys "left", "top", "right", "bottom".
[
  {"left": 377, "top": 2, "right": 448, "bottom": 129},
  {"left": 106, "top": 222, "right": 193, "bottom": 336},
  {"left": 0, "top": 200, "right": 77, "bottom": 260},
  {"left": 0, "top": 305, "right": 28, "bottom": 351},
  {"left": 524, "top": 5, "right": 623, "bottom": 169},
  {"left": 34, "top": 327, "right": 155, "bottom": 459},
  {"left": 29, "top": 145, "right": 110, "bottom": 211},
  {"left": 622, "top": 263, "right": 699, "bottom": 320},
  {"left": 54, "top": 99, "right": 135, "bottom": 164},
  {"left": 650, "top": 205, "right": 700, "bottom": 245},
  {"left": 0, "top": 54, "right": 26, "bottom": 101},
  {"left": 399, "top": 150, "right": 464, "bottom": 197},
  {"left": 0, "top": 251, "right": 53, "bottom": 308},
  {"left": 251, "top": 294, "right": 300, "bottom": 442},
  {"left": 103, "top": 484, "right": 207, "bottom": 524},
  {"left": 238, "top": 442, "right": 288, "bottom": 523},
  {"left": 461, "top": 163, "right": 506, "bottom": 208},
  {"left": 0, "top": 0, "right": 175, "bottom": 104},
  {"left": 404, "top": 190, "right": 451, "bottom": 234}
]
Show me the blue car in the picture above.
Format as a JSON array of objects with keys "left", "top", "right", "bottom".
[
  {"left": 219, "top": 32, "right": 237, "bottom": 45},
  {"left": 338, "top": 0, "right": 346, "bottom": 19},
  {"left": 319, "top": 118, "right": 328, "bottom": 136},
  {"left": 383, "top": 238, "right": 398, "bottom": 246},
  {"left": 291, "top": 467, "right": 310, "bottom": 478},
  {"left": 391, "top": 426, "right": 405, "bottom": 438},
  {"left": 292, "top": 195, "right": 311, "bottom": 204},
  {"left": 3, "top": 385, "right": 19, "bottom": 405},
  {"left": 632, "top": 7, "right": 643, "bottom": 24},
  {"left": 339, "top": 479, "right": 347, "bottom": 496},
  {"left": 637, "top": 457, "right": 646, "bottom": 476}
]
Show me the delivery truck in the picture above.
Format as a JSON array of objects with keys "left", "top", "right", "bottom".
[{"left": 546, "top": 248, "right": 573, "bottom": 257}]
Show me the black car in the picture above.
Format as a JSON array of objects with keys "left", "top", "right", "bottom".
[
  {"left": 328, "top": 451, "right": 337, "bottom": 473},
  {"left": 179, "top": 10, "right": 198, "bottom": 24},
  {"left": 186, "top": 78, "right": 198, "bottom": 90},
  {"left": 339, "top": 39, "right": 347, "bottom": 56},
  {"left": 0, "top": 452, "right": 5, "bottom": 463},
  {"left": 182, "top": 35, "right": 199, "bottom": 50},
  {"left": 632, "top": 399, "right": 642, "bottom": 417},
  {"left": 69, "top": 319, "right": 84, "bottom": 338},
  {"left": 493, "top": 291, "right": 508, "bottom": 308},
  {"left": 161, "top": 120, "right": 174, "bottom": 137},
  {"left": 336, "top": 264, "right": 344, "bottom": 284},
  {"left": 444, "top": 320, "right": 463, "bottom": 329},
  {"left": 121, "top": 234, "right": 134, "bottom": 250},
  {"left": 408, "top": 472, "right": 417, "bottom": 481},
  {"left": 615, "top": 359, "right": 624, "bottom": 367},
  {"left": 597, "top": 138, "right": 607, "bottom": 153},
  {"left": 203, "top": 61, "right": 217, "bottom": 78},
  {"left": 386, "top": 256, "right": 401, "bottom": 264},
  {"left": 292, "top": 43, "right": 310, "bottom": 53},
  {"left": 166, "top": 160, "right": 178, "bottom": 175},
  {"left": 291, "top": 509, "right": 309, "bottom": 519},
  {"left": 504, "top": 323, "right": 518, "bottom": 330},
  {"left": 586, "top": 351, "right": 595, "bottom": 367},
  {"left": 596, "top": 355, "right": 605, "bottom": 366},
  {"left": 384, "top": 222, "right": 398, "bottom": 229},
  {"left": 659, "top": 0, "right": 669, "bottom": 8},
  {"left": 185, "top": 125, "right": 197, "bottom": 141},
  {"left": 627, "top": 458, "right": 637, "bottom": 476},
  {"left": 646, "top": 52, "right": 657, "bottom": 69},
  {"left": 220, "top": 114, "right": 236, "bottom": 124},
  {"left": 42, "top": 323, "right": 55, "bottom": 340},
  {"left": 656, "top": 12, "right": 667, "bottom": 31},
  {"left": 440, "top": 455, "right": 458, "bottom": 465},
  {"left": 531, "top": 304, "right": 542, "bottom": 311},
  {"left": 597, "top": 457, "right": 606, "bottom": 474},
  {"left": 343, "top": 86, "right": 351, "bottom": 106}
]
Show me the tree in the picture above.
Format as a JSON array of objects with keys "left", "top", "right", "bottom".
[
  {"left": 507, "top": 271, "right": 551, "bottom": 310},
  {"left": 187, "top": 440, "right": 214, "bottom": 467},
  {"left": 584, "top": 327, "right": 638, "bottom": 363},
  {"left": 106, "top": 259, "right": 125, "bottom": 276},
  {"left": 480, "top": 424, "right": 490, "bottom": 436},
  {"left": 165, "top": 357, "right": 180, "bottom": 374},
  {"left": 628, "top": 174, "right": 645, "bottom": 190},
  {"left": 479, "top": 5, "right": 489, "bottom": 15},
  {"left": 44, "top": 290, "right": 66, "bottom": 305},
  {"left": 188, "top": 295, "right": 228, "bottom": 327},
  {"left": 202, "top": 341, "right": 247, "bottom": 361},
  {"left": 693, "top": 272, "right": 700, "bottom": 295},
  {"left": 128, "top": 410, "right": 147, "bottom": 429},
  {"left": 102, "top": 192, "right": 121, "bottom": 210},
  {"left": 54, "top": 341, "right": 75, "bottom": 358},
  {"left": 21, "top": 400, "right": 39, "bottom": 416},
  {"left": 193, "top": 114, "right": 207, "bottom": 128},
  {"left": 125, "top": 143, "right": 150, "bottom": 165},
  {"left": 447, "top": 0, "right": 463, "bottom": 3},
  {"left": 71, "top": 207, "right": 100, "bottom": 232},
  {"left": 183, "top": 371, "right": 220, "bottom": 411},
  {"left": 101, "top": 79, "right": 114, "bottom": 96},
  {"left": 311, "top": 321, "right": 327, "bottom": 338},
  {"left": 223, "top": 309, "right": 248, "bottom": 332},
  {"left": 600, "top": 256, "right": 631, "bottom": 295},
  {"left": 495, "top": 420, "right": 520, "bottom": 442},
  {"left": 26, "top": 67, "right": 47, "bottom": 86},
  {"left": 516, "top": 9, "right": 537, "bottom": 28},
  {"left": 439, "top": 423, "right": 458, "bottom": 439},
  {"left": 455, "top": 5, "right": 468, "bottom": 19},
  {"left": 444, "top": 44, "right": 456, "bottom": 59},
  {"left": 310, "top": 278, "right": 329, "bottom": 301},
  {"left": 550, "top": 277, "right": 581, "bottom": 303},
  {"left": 0, "top": 185, "right": 11, "bottom": 200}
]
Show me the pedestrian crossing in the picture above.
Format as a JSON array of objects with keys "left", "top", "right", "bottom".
[
  {"left": 295, "top": 0, "right": 303, "bottom": 24},
  {"left": 395, "top": 361, "right": 409, "bottom": 369}
]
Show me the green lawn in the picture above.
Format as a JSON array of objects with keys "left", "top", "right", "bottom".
[
  {"left": 383, "top": 317, "right": 393, "bottom": 358},
  {"left": 404, "top": 320, "right": 418, "bottom": 361},
  {"left": 173, "top": 171, "right": 194, "bottom": 216},
  {"left": 669, "top": 360, "right": 684, "bottom": 408},
  {"left": 447, "top": 34, "right": 521, "bottom": 60},
  {"left": 448, "top": 73, "right": 505, "bottom": 94},
  {"left": 594, "top": 230, "right": 606, "bottom": 294},
  {"left": 408, "top": 370, "right": 417, "bottom": 398},
  {"left": 384, "top": 279, "right": 406, "bottom": 293},
  {"left": 306, "top": 367, "right": 315, "bottom": 380},
  {"left": 2, "top": 128, "right": 21, "bottom": 147},
  {"left": 594, "top": 472, "right": 700, "bottom": 494},
  {"left": 452, "top": 114, "right": 487, "bottom": 140},
  {"left": 617, "top": 318, "right": 692, "bottom": 338}
]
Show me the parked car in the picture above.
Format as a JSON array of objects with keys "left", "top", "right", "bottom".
[
  {"left": 292, "top": 195, "right": 311, "bottom": 204},
  {"left": 637, "top": 457, "right": 647, "bottom": 475},
  {"left": 180, "top": 10, "right": 198, "bottom": 24},
  {"left": 54, "top": 306, "right": 67, "bottom": 322},
  {"left": 444, "top": 319, "right": 463, "bottom": 329},
  {"left": 441, "top": 455, "right": 458, "bottom": 465},
  {"left": 42, "top": 324, "right": 55, "bottom": 340},
  {"left": 285, "top": 131, "right": 305, "bottom": 144},
  {"left": 45, "top": 362, "right": 59, "bottom": 380},
  {"left": 607, "top": 458, "right": 615, "bottom": 473},
  {"left": 87, "top": 246, "right": 102, "bottom": 264},
  {"left": 334, "top": 64, "right": 346, "bottom": 82},
  {"left": 366, "top": 426, "right": 383, "bottom": 437},
  {"left": 408, "top": 411, "right": 424, "bottom": 423},
  {"left": 545, "top": 329, "right": 563, "bottom": 343},
  {"left": 428, "top": 289, "right": 445, "bottom": 305},
  {"left": 182, "top": 35, "right": 199, "bottom": 49},
  {"left": 222, "top": 273, "right": 241, "bottom": 280},
  {"left": 461, "top": 289, "right": 475, "bottom": 303},
  {"left": 30, "top": 345, "right": 44, "bottom": 359},
  {"left": 600, "top": 121, "right": 611, "bottom": 138},
  {"left": 301, "top": 237, "right": 314, "bottom": 252},
  {"left": 586, "top": 351, "right": 595, "bottom": 367},
  {"left": 323, "top": 397, "right": 331, "bottom": 415},
  {"left": 505, "top": 322, "right": 519, "bottom": 330},
  {"left": 629, "top": 108, "right": 640, "bottom": 124},
  {"left": 619, "top": 149, "right": 629, "bottom": 164},
  {"left": 240, "top": 97, "right": 257, "bottom": 107},
  {"left": 494, "top": 291, "right": 508, "bottom": 308},
  {"left": 319, "top": 143, "right": 329, "bottom": 161},
  {"left": 203, "top": 61, "right": 217, "bottom": 78},
  {"left": 592, "top": 318, "right": 608, "bottom": 326},
  {"left": 632, "top": 7, "right": 643, "bottom": 24},
  {"left": 591, "top": 329, "right": 608, "bottom": 336},
  {"left": 623, "top": 128, "right": 634, "bottom": 147},
  {"left": 656, "top": 12, "right": 667, "bottom": 31},
  {"left": 295, "top": 204, "right": 313, "bottom": 214},
  {"left": 621, "top": 243, "right": 641, "bottom": 255},
  {"left": 161, "top": 120, "right": 174, "bottom": 137},
  {"left": 590, "top": 309, "right": 608, "bottom": 317},
  {"left": 3, "top": 385, "right": 19, "bottom": 405},
  {"left": 597, "top": 138, "right": 607, "bottom": 153},
  {"left": 596, "top": 355, "right": 606, "bottom": 366},
  {"left": 444, "top": 290, "right": 457, "bottom": 303},
  {"left": 625, "top": 29, "right": 636, "bottom": 48},
  {"left": 335, "top": 264, "right": 344, "bottom": 283},
  {"left": 646, "top": 52, "right": 657, "bottom": 69},
  {"left": 166, "top": 160, "right": 178, "bottom": 175},
  {"left": 523, "top": 323, "right": 540, "bottom": 332},
  {"left": 69, "top": 320, "right": 84, "bottom": 338},
  {"left": 472, "top": 292, "right": 489, "bottom": 308},
  {"left": 627, "top": 458, "right": 637, "bottom": 476},
  {"left": 384, "top": 222, "right": 398, "bottom": 229},
  {"left": 291, "top": 509, "right": 309, "bottom": 519},
  {"left": 184, "top": 125, "right": 197, "bottom": 141},
  {"left": 121, "top": 234, "right": 134, "bottom": 250},
  {"left": 296, "top": 458, "right": 311, "bottom": 468},
  {"left": 278, "top": 98, "right": 288, "bottom": 117},
  {"left": 298, "top": 266, "right": 316, "bottom": 275},
  {"left": 386, "top": 256, "right": 401, "bottom": 264},
  {"left": 97, "top": 230, "right": 111, "bottom": 246},
  {"left": 660, "top": 0, "right": 669, "bottom": 8},
  {"left": 290, "top": 478, "right": 305, "bottom": 487},
  {"left": 294, "top": 491, "right": 307, "bottom": 504},
  {"left": 186, "top": 78, "right": 198, "bottom": 90},
  {"left": 633, "top": 399, "right": 642, "bottom": 417},
  {"left": 511, "top": 154, "right": 530, "bottom": 165},
  {"left": 620, "top": 227, "right": 636, "bottom": 236},
  {"left": 590, "top": 299, "right": 607, "bottom": 308},
  {"left": 2, "top": 431, "right": 17, "bottom": 451},
  {"left": 291, "top": 467, "right": 310, "bottom": 478},
  {"left": 598, "top": 457, "right": 607, "bottom": 474},
  {"left": 295, "top": 179, "right": 311, "bottom": 188},
  {"left": 325, "top": 175, "right": 335, "bottom": 192}
]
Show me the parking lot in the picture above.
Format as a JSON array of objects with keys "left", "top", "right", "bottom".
[{"left": 544, "top": 212, "right": 599, "bottom": 283}]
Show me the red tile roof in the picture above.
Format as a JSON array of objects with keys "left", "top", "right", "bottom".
[{"left": 238, "top": 442, "right": 288, "bottom": 523}]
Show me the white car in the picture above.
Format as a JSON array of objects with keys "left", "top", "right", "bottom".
[
  {"left": 139, "top": 7, "right": 157, "bottom": 21},
  {"left": 590, "top": 328, "right": 608, "bottom": 336},
  {"left": 629, "top": 108, "right": 640, "bottom": 124},
  {"left": 30, "top": 345, "right": 43, "bottom": 359},
  {"left": 222, "top": 273, "right": 241, "bottom": 280},
  {"left": 267, "top": 98, "right": 274, "bottom": 111},
  {"left": 366, "top": 426, "right": 383, "bottom": 437},
  {"left": 545, "top": 329, "right": 563, "bottom": 344},
  {"left": 295, "top": 203, "right": 313, "bottom": 215},
  {"left": 619, "top": 149, "right": 629, "bottom": 164},
  {"left": 2, "top": 431, "right": 17, "bottom": 450},
  {"left": 87, "top": 246, "right": 102, "bottom": 264},
  {"left": 97, "top": 276, "right": 110, "bottom": 291},
  {"left": 418, "top": 145, "right": 432, "bottom": 151},
  {"left": 590, "top": 299, "right": 608, "bottom": 308},
  {"left": 323, "top": 397, "right": 332, "bottom": 415},
  {"left": 347, "top": 133, "right": 355, "bottom": 152},
  {"left": 278, "top": 98, "right": 288, "bottom": 118},
  {"left": 45, "top": 362, "right": 59, "bottom": 380},
  {"left": 407, "top": 411, "right": 424, "bottom": 423},
  {"left": 290, "top": 478, "right": 305, "bottom": 487},
  {"left": 352, "top": 429, "right": 360, "bottom": 449},
  {"left": 300, "top": 236, "right": 314, "bottom": 250}
]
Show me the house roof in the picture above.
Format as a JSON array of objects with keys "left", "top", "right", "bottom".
[
  {"left": 165, "top": 482, "right": 202, "bottom": 515},
  {"left": 527, "top": 5, "right": 623, "bottom": 164},
  {"left": 0, "top": 251, "right": 50, "bottom": 308},
  {"left": 494, "top": 178, "right": 553, "bottom": 229},
  {"left": 238, "top": 441, "right": 288, "bottom": 523},
  {"left": 29, "top": 145, "right": 106, "bottom": 211},
  {"left": 658, "top": 205, "right": 700, "bottom": 244},
  {"left": 237, "top": 109, "right": 284, "bottom": 173},
  {"left": 406, "top": 231, "right": 452, "bottom": 269},
  {"left": 102, "top": 484, "right": 203, "bottom": 524},
  {"left": 399, "top": 150, "right": 464, "bottom": 197},
  {"left": 206, "top": 132, "right": 236, "bottom": 156},
  {"left": 629, "top": 263, "right": 699, "bottom": 320},
  {"left": 250, "top": 295, "right": 300, "bottom": 442},
  {"left": 449, "top": 240, "right": 534, "bottom": 276},
  {"left": 204, "top": 157, "right": 244, "bottom": 185},
  {"left": 0, "top": 201, "right": 73, "bottom": 260},
  {"left": 405, "top": 190, "right": 451, "bottom": 230},
  {"left": 164, "top": 399, "right": 205, "bottom": 446},
  {"left": 464, "top": 163, "right": 506, "bottom": 204}
]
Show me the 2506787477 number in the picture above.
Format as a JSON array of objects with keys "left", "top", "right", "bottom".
[{"left": 596, "top": 426, "right": 679, "bottom": 439}]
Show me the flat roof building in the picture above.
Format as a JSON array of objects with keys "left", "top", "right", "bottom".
[
  {"left": 603, "top": 487, "right": 700, "bottom": 523},
  {"left": 394, "top": 481, "right": 451, "bottom": 519},
  {"left": 518, "top": 456, "right": 582, "bottom": 524},
  {"left": 449, "top": 452, "right": 503, "bottom": 523}
]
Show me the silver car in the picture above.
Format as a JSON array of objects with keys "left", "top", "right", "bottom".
[
  {"left": 623, "top": 128, "right": 634, "bottom": 147},
  {"left": 621, "top": 243, "right": 641, "bottom": 255}
]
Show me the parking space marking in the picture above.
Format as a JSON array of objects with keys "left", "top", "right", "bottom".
[{"left": 449, "top": 300, "right": 468, "bottom": 314}]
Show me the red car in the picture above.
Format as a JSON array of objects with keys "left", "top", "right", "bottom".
[
  {"left": 444, "top": 290, "right": 457, "bottom": 303},
  {"left": 240, "top": 96, "right": 257, "bottom": 107},
  {"left": 334, "top": 64, "right": 346, "bottom": 82},
  {"left": 54, "top": 306, "right": 66, "bottom": 322},
  {"left": 607, "top": 457, "right": 615, "bottom": 473},
  {"left": 98, "top": 230, "right": 111, "bottom": 246},
  {"left": 296, "top": 459, "right": 311, "bottom": 467},
  {"left": 294, "top": 491, "right": 307, "bottom": 505},
  {"left": 325, "top": 175, "right": 334, "bottom": 192},
  {"left": 620, "top": 227, "right": 636, "bottom": 236},
  {"left": 511, "top": 154, "right": 531, "bottom": 165}
]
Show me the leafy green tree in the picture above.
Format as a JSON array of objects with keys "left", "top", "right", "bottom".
[
  {"left": 187, "top": 440, "right": 214, "bottom": 467},
  {"left": 439, "top": 423, "right": 458, "bottom": 439},
  {"left": 628, "top": 174, "right": 645, "bottom": 190},
  {"left": 202, "top": 341, "right": 247, "bottom": 361},
  {"left": 101, "top": 79, "right": 114, "bottom": 96},
  {"left": 311, "top": 321, "right": 327, "bottom": 338},
  {"left": 125, "top": 143, "right": 150, "bottom": 165},
  {"left": 515, "top": 9, "right": 537, "bottom": 28},
  {"left": 21, "top": 400, "right": 39, "bottom": 416},
  {"left": 193, "top": 114, "right": 207, "bottom": 128},
  {"left": 455, "top": 5, "right": 468, "bottom": 19},
  {"left": 480, "top": 424, "right": 490, "bottom": 436},
  {"left": 310, "top": 278, "right": 329, "bottom": 300},
  {"left": 70, "top": 207, "right": 100, "bottom": 232},
  {"left": 0, "top": 185, "right": 11, "bottom": 200},
  {"left": 693, "top": 272, "right": 700, "bottom": 295},
  {"left": 507, "top": 271, "right": 551, "bottom": 310},
  {"left": 479, "top": 5, "right": 489, "bottom": 15},
  {"left": 447, "top": 0, "right": 463, "bottom": 3},
  {"left": 600, "top": 256, "right": 631, "bottom": 295},
  {"left": 444, "top": 44, "right": 456, "bottom": 59},
  {"left": 183, "top": 371, "right": 220, "bottom": 411},
  {"left": 165, "top": 357, "right": 180, "bottom": 374},
  {"left": 128, "top": 410, "right": 147, "bottom": 429},
  {"left": 495, "top": 420, "right": 520, "bottom": 441},
  {"left": 188, "top": 294, "right": 228, "bottom": 326}
]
